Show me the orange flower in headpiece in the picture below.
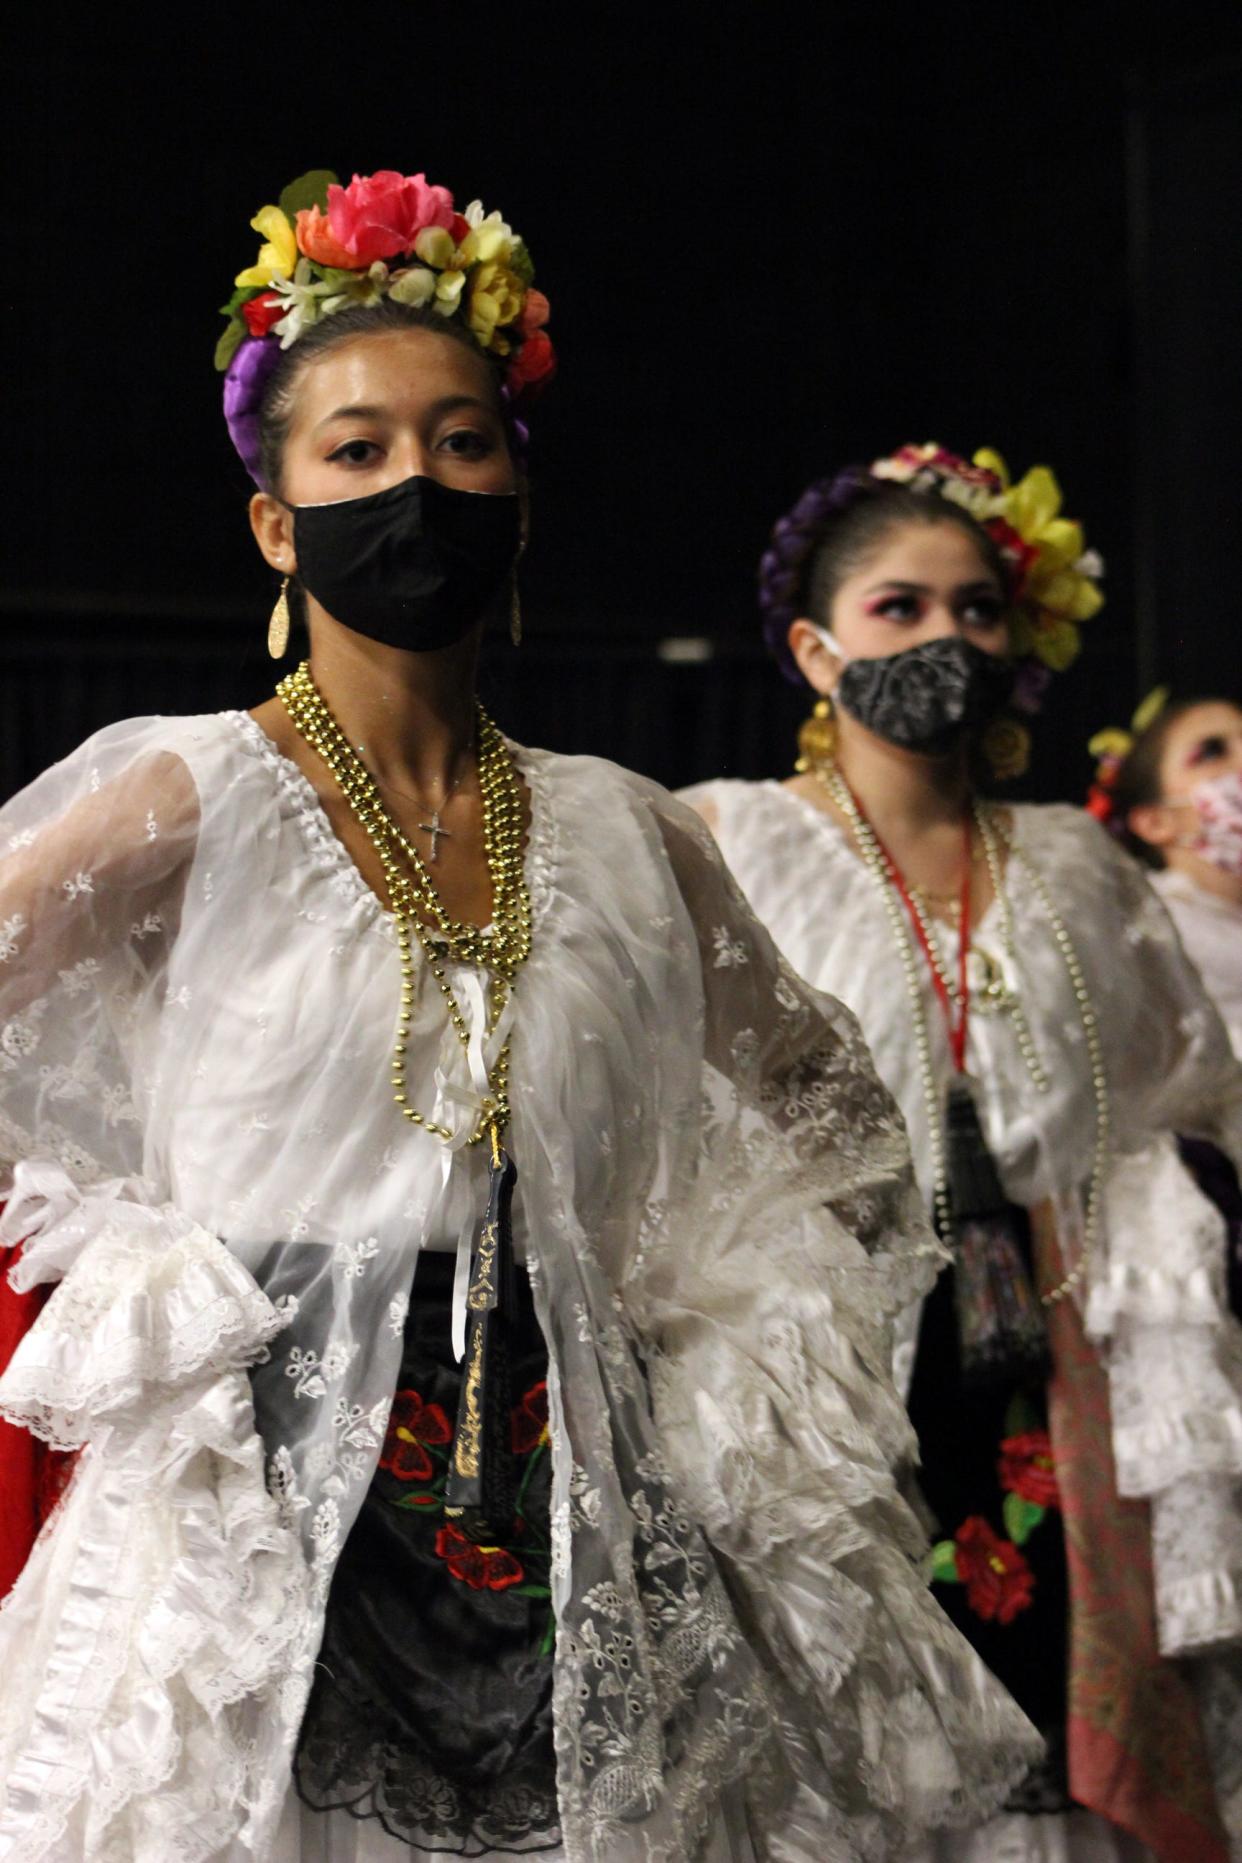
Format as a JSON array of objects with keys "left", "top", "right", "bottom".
[{"left": 295, "top": 206, "right": 361, "bottom": 270}]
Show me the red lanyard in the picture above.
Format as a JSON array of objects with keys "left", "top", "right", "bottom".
[{"left": 845, "top": 783, "right": 973, "bottom": 1073}]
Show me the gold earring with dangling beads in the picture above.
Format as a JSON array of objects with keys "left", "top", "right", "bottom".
[
  {"left": 267, "top": 575, "right": 291, "bottom": 660},
  {"left": 795, "top": 695, "right": 837, "bottom": 773}
]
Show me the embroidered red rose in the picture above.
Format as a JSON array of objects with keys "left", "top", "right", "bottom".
[
  {"left": 241, "top": 291, "right": 285, "bottom": 338},
  {"left": 511, "top": 1379, "right": 549, "bottom": 1454},
  {"left": 953, "top": 1516, "right": 1035, "bottom": 1625},
  {"left": 379, "top": 1388, "right": 453, "bottom": 1482},
  {"left": 998, "top": 1430, "right": 1060, "bottom": 1509},
  {"left": 434, "top": 1523, "right": 524, "bottom": 1591}
]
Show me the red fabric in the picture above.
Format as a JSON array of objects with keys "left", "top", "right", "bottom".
[
  {"left": 0, "top": 1238, "right": 75, "bottom": 1600},
  {"left": 1032, "top": 1206, "right": 1228, "bottom": 1863}
]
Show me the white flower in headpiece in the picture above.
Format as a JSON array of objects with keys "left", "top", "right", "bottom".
[
  {"left": 271, "top": 258, "right": 388, "bottom": 347},
  {"left": 464, "top": 198, "right": 513, "bottom": 239}
]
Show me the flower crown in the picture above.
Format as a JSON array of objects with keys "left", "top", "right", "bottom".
[
  {"left": 216, "top": 168, "right": 555, "bottom": 486},
  {"left": 759, "top": 440, "right": 1105, "bottom": 690},
  {"left": 1086, "top": 687, "right": 1170, "bottom": 830}
]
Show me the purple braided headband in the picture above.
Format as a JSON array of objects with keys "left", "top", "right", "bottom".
[{"left": 757, "top": 465, "right": 878, "bottom": 682}]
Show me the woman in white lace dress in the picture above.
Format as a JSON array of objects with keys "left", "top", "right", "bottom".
[
  {"left": 685, "top": 444, "right": 1242, "bottom": 1863},
  {"left": 0, "top": 179, "right": 1039, "bottom": 1861},
  {"left": 1088, "top": 693, "right": 1242, "bottom": 1327},
  {"left": 1089, "top": 695, "right": 1242, "bottom": 1058}
]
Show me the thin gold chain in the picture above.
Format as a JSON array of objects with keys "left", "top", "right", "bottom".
[{"left": 277, "top": 662, "right": 532, "bottom": 1146}]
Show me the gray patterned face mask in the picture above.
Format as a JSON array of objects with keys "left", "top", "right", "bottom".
[{"left": 830, "top": 634, "right": 1014, "bottom": 756}]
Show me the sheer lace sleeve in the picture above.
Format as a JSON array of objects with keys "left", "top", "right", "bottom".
[
  {"left": 628, "top": 793, "right": 1041, "bottom": 1839},
  {"left": 0, "top": 721, "right": 310, "bottom": 1861},
  {"left": 0, "top": 727, "right": 201, "bottom": 1185}
]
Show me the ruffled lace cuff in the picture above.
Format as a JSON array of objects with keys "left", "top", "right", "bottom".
[
  {"left": 0, "top": 1161, "right": 287, "bottom": 1449},
  {"left": 1152, "top": 1474, "right": 1242, "bottom": 1658},
  {"left": 646, "top": 1236, "right": 1042, "bottom": 1837},
  {"left": 0, "top": 1161, "right": 312, "bottom": 1861}
]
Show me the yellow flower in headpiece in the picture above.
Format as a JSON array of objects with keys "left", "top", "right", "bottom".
[
  {"left": 975, "top": 449, "right": 1104, "bottom": 670},
  {"left": 235, "top": 205, "right": 299, "bottom": 289},
  {"left": 467, "top": 261, "right": 526, "bottom": 353}
]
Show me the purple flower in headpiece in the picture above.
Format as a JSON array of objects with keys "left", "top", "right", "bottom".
[{"left": 223, "top": 335, "right": 283, "bottom": 487}]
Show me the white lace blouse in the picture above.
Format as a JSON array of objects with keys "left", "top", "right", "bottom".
[
  {"left": 1153, "top": 869, "right": 1242, "bottom": 1060},
  {"left": 686, "top": 778, "right": 1242, "bottom": 1672},
  {"left": 0, "top": 715, "right": 1038, "bottom": 1863}
]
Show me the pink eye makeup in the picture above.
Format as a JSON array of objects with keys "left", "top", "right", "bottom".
[{"left": 1186, "top": 734, "right": 1231, "bottom": 767}]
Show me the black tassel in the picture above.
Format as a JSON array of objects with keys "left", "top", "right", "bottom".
[
  {"left": 444, "top": 1142, "right": 518, "bottom": 1541},
  {"left": 945, "top": 1077, "right": 1050, "bottom": 1391}
]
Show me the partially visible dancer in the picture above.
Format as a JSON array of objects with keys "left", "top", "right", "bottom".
[
  {"left": 1090, "top": 690, "right": 1242, "bottom": 1319},
  {"left": 0, "top": 185, "right": 1039, "bottom": 1861},
  {"left": 686, "top": 443, "right": 1242, "bottom": 1862},
  {"left": 1089, "top": 691, "right": 1242, "bottom": 1055}
]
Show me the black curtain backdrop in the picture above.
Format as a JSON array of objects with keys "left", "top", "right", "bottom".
[{"left": 4, "top": 3, "right": 1241, "bottom": 799}]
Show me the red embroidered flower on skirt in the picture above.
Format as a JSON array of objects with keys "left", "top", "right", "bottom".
[
  {"left": 998, "top": 1429, "right": 1060, "bottom": 1508},
  {"left": 953, "top": 1515, "right": 1035, "bottom": 1624},
  {"left": 434, "top": 1523, "right": 524, "bottom": 1591},
  {"left": 511, "top": 1379, "right": 549, "bottom": 1454},
  {"left": 379, "top": 1388, "right": 453, "bottom": 1482}
]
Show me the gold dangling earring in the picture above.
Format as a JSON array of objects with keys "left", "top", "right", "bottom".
[
  {"left": 268, "top": 575, "right": 291, "bottom": 660},
  {"left": 794, "top": 695, "right": 836, "bottom": 773},
  {"left": 509, "top": 573, "right": 523, "bottom": 648}
]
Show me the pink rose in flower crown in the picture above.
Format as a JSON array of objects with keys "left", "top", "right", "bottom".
[{"left": 325, "top": 170, "right": 455, "bottom": 266}]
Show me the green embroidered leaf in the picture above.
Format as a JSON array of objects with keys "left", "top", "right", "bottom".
[
  {"left": 1004, "top": 1391, "right": 1039, "bottom": 1437},
  {"left": 1003, "top": 1492, "right": 1045, "bottom": 1544},
  {"left": 279, "top": 169, "right": 339, "bottom": 226},
  {"left": 213, "top": 319, "right": 246, "bottom": 372},
  {"left": 539, "top": 1615, "right": 557, "bottom": 1655},
  {"left": 395, "top": 1492, "right": 442, "bottom": 1510},
  {"left": 930, "top": 1539, "right": 960, "bottom": 1584},
  {"left": 511, "top": 1583, "right": 552, "bottom": 1599}
]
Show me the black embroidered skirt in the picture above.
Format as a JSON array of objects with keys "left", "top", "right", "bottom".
[
  {"left": 906, "top": 1253, "right": 1071, "bottom": 1815},
  {"left": 294, "top": 1251, "right": 560, "bottom": 1855}
]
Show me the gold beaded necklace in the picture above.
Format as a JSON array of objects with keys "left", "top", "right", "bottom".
[{"left": 277, "top": 660, "right": 532, "bottom": 1149}]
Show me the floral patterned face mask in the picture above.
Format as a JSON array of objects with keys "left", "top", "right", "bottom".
[
  {"left": 1187, "top": 769, "right": 1242, "bottom": 876},
  {"left": 815, "top": 629, "right": 1015, "bottom": 757}
]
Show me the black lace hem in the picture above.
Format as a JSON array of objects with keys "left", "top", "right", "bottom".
[{"left": 294, "top": 1717, "right": 562, "bottom": 1855}]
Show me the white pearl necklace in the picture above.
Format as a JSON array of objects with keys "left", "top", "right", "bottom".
[{"left": 815, "top": 765, "right": 1109, "bottom": 1307}]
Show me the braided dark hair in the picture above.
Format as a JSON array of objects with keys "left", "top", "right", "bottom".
[{"left": 758, "top": 464, "right": 1012, "bottom": 682}]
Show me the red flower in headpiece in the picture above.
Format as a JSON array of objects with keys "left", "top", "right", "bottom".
[
  {"left": 985, "top": 516, "right": 1040, "bottom": 598},
  {"left": 510, "top": 1379, "right": 550, "bottom": 1454},
  {"left": 379, "top": 1387, "right": 453, "bottom": 1482},
  {"left": 998, "top": 1430, "right": 1060, "bottom": 1509},
  {"left": 507, "top": 330, "right": 556, "bottom": 397},
  {"left": 242, "top": 291, "right": 285, "bottom": 338},
  {"left": 952, "top": 1516, "right": 1035, "bottom": 1624},
  {"left": 325, "top": 169, "right": 455, "bottom": 266},
  {"left": 434, "top": 1523, "right": 524, "bottom": 1590}
]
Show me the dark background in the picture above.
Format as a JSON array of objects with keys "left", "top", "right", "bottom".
[{"left": 4, "top": 2, "right": 1241, "bottom": 799}]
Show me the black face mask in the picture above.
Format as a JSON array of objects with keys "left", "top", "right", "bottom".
[
  {"left": 292, "top": 475, "right": 522, "bottom": 651},
  {"left": 835, "top": 635, "right": 1015, "bottom": 756}
]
